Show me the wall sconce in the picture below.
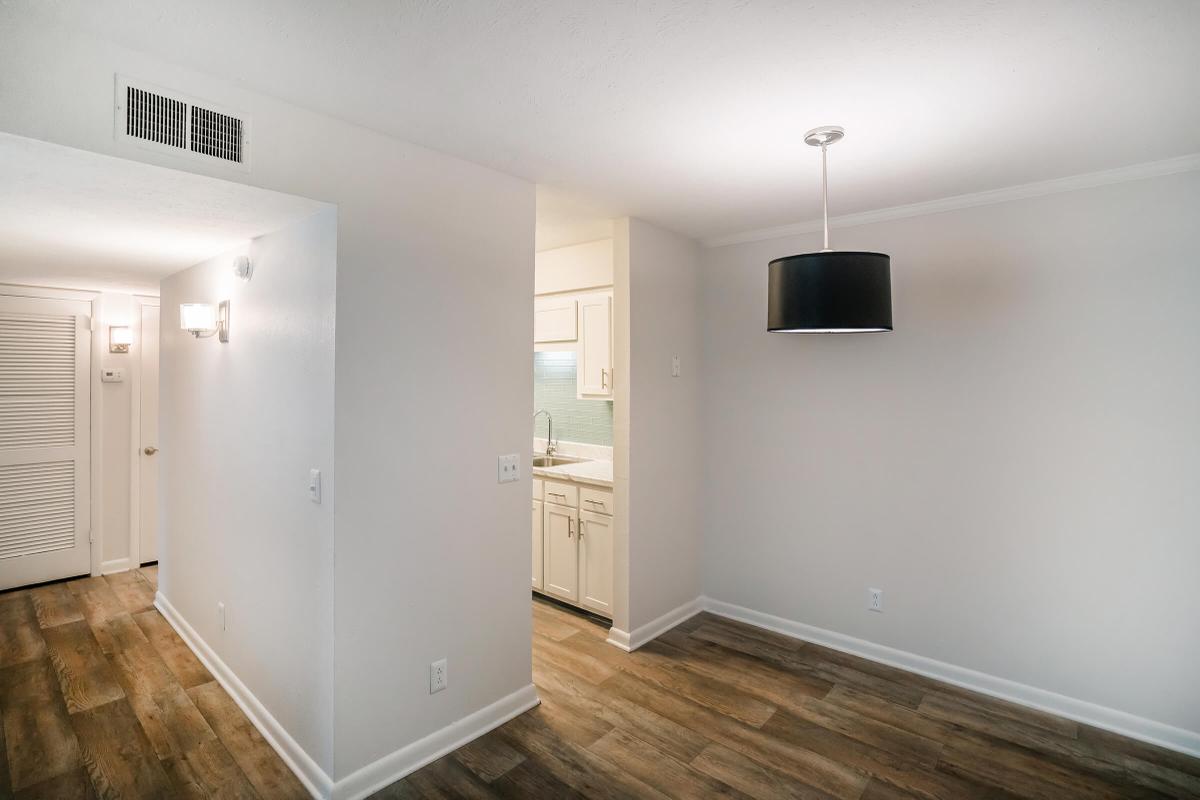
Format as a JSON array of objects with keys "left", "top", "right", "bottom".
[
  {"left": 180, "top": 301, "right": 230, "bottom": 343},
  {"left": 109, "top": 325, "right": 132, "bottom": 353}
]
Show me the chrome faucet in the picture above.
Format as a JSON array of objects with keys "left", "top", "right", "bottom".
[{"left": 532, "top": 409, "right": 556, "bottom": 456}]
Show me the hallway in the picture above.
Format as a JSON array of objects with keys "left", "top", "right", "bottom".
[{"left": 0, "top": 567, "right": 306, "bottom": 798}]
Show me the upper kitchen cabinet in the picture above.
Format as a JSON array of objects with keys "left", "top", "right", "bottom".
[
  {"left": 577, "top": 292, "right": 613, "bottom": 398},
  {"left": 535, "top": 239, "right": 613, "bottom": 296},
  {"left": 534, "top": 296, "right": 577, "bottom": 343},
  {"left": 533, "top": 237, "right": 614, "bottom": 395}
]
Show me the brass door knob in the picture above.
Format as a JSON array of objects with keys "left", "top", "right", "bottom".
[{"left": 144, "top": 446, "right": 159, "bottom": 455}]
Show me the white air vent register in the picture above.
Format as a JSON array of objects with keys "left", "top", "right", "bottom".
[{"left": 115, "top": 76, "right": 250, "bottom": 171}]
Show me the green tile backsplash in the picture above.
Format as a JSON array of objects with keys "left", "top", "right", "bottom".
[{"left": 533, "top": 351, "right": 613, "bottom": 446}]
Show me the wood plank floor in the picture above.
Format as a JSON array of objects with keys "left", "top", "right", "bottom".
[
  {"left": 379, "top": 597, "right": 1200, "bottom": 799},
  {"left": 0, "top": 566, "right": 308, "bottom": 799},
  {"left": 4, "top": 580, "right": 1198, "bottom": 799}
]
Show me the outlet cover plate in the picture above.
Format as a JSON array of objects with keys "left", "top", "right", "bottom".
[
  {"left": 430, "top": 658, "right": 448, "bottom": 694},
  {"left": 868, "top": 588, "right": 883, "bottom": 613}
]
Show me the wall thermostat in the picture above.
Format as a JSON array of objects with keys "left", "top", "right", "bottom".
[{"left": 101, "top": 368, "right": 125, "bottom": 383}]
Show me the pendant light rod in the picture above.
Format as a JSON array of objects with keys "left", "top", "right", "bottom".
[
  {"left": 804, "top": 125, "right": 844, "bottom": 252},
  {"left": 820, "top": 143, "right": 830, "bottom": 251}
]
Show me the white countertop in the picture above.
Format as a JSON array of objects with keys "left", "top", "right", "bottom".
[{"left": 531, "top": 458, "right": 613, "bottom": 488}]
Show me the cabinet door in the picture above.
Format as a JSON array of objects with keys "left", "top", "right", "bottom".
[
  {"left": 577, "top": 293, "right": 612, "bottom": 397},
  {"left": 578, "top": 510, "right": 613, "bottom": 617},
  {"left": 543, "top": 502, "right": 579, "bottom": 603},
  {"left": 532, "top": 499, "right": 544, "bottom": 591},
  {"left": 534, "top": 297, "right": 577, "bottom": 343}
]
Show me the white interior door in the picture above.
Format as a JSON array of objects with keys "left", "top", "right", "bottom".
[
  {"left": 138, "top": 304, "right": 160, "bottom": 565},
  {"left": 0, "top": 296, "right": 91, "bottom": 590}
]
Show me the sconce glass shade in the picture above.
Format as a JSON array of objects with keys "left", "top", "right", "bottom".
[
  {"left": 109, "top": 325, "right": 132, "bottom": 353},
  {"left": 180, "top": 303, "right": 217, "bottom": 334}
]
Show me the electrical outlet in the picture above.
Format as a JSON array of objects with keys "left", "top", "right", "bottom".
[
  {"left": 218, "top": 602, "right": 227, "bottom": 631},
  {"left": 308, "top": 469, "right": 322, "bottom": 504},
  {"left": 868, "top": 588, "right": 883, "bottom": 613},
  {"left": 671, "top": 355, "right": 681, "bottom": 377},
  {"left": 430, "top": 658, "right": 448, "bottom": 694},
  {"left": 497, "top": 454, "right": 520, "bottom": 484}
]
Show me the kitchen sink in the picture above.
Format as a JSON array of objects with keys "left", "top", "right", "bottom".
[{"left": 532, "top": 455, "right": 585, "bottom": 468}]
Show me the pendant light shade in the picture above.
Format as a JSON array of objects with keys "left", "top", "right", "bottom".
[
  {"left": 768, "top": 252, "right": 892, "bottom": 332},
  {"left": 768, "top": 126, "right": 893, "bottom": 333}
]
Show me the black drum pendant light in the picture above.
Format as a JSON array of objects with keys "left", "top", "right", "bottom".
[{"left": 768, "top": 126, "right": 892, "bottom": 333}]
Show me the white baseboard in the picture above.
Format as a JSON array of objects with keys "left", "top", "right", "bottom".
[
  {"left": 605, "top": 627, "right": 632, "bottom": 651},
  {"left": 156, "top": 591, "right": 541, "bottom": 799},
  {"left": 155, "top": 593, "right": 334, "bottom": 799},
  {"left": 702, "top": 596, "right": 1200, "bottom": 759},
  {"left": 607, "top": 596, "right": 705, "bottom": 652},
  {"left": 331, "top": 684, "right": 540, "bottom": 800},
  {"left": 100, "top": 557, "right": 130, "bottom": 575}
]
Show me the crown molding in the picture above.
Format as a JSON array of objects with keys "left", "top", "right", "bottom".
[{"left": 702, "top": 153, "right": 1200, "bottom": 249}]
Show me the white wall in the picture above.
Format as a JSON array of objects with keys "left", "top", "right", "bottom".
[
  {"left": 95, "top": 292, "right": 136, "bottom": 569},
  {"left": 329, "top": 134, "right": 533, "bottom": 784},
  {"left": 700, "top": 171, "right": 1200, "bottom": 737},
  {"left": 622, "top": 218, "right": 704, "bottom": 632},
  {"left": 160, "top": 209, "right": 337, "bottom": 773},
  {"left": 1, "top": 11, "right": 535, "bottom": 789}
]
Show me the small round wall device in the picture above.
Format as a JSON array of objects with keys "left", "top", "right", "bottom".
[{"left": 233, "top": 255, "right": 254, "bottom": 282}]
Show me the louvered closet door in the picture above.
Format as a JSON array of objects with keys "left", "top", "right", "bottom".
[{"left": 0, "top": 296, "right": 91, "bottom": 590}]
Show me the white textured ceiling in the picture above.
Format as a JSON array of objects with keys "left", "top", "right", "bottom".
[
  {"left": 17, "top": 1, "right": 1200, "bottom": 243},
  {"left": 0, "top": 134, "right": 328, "bottom": 294}
]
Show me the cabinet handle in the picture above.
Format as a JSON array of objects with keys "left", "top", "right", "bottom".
[
  {"left": 585, "top": 499, "right": 605, "bottom": 508},
  {"left": 568, "top": 518, "right": 573, "bottom": 538},
  {"left": 601, "top": 368, "right": 607, "bottom": 388},
  {"left": 548, "top": 491, "right": 566, "bottom": 499},
  {"left": 578, "top": 519, "right": 585, "bottom": 539}
]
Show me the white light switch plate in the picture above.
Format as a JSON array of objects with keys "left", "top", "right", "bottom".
[
  {"left": 308, "top": 469, "right": 322, "bottom": 503},
  {"left": 498, "top": 454, "right": 520, "bottom": 483},
  {"left": 671, "top": 355, "right": 681, "bottom": 377}
]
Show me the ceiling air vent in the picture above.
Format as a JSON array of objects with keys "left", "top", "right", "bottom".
[
  {"left": 115, "top": 76, "right": 251, "bottom": 171},
  {"left": 190, "top": 105, "right": 244, "bottom": 163}
]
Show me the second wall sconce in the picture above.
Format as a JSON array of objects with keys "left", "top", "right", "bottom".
[
  {"left": 109, "top": 326, "right": 132, "bottom": 353},
  {"left": 180, "top": 301, "right": 230, "bottom": 343}
]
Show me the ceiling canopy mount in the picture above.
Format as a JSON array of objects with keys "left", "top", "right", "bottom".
[{"left": 802, "top": 125, "right": 844, "bottom": 148}]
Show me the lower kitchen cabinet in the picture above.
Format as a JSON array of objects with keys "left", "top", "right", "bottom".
[
  {"left": 532, "top": 499, "right": 544, "bottom": 591},
  {"left": 578, "top": 509, "right": 613, "bottom": 616},
  {"left": 533, "top": 480, "right": 613, "bottom": 618},
  {"left": 543, "top": 501, "right": 579, "bottom": 603}
]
